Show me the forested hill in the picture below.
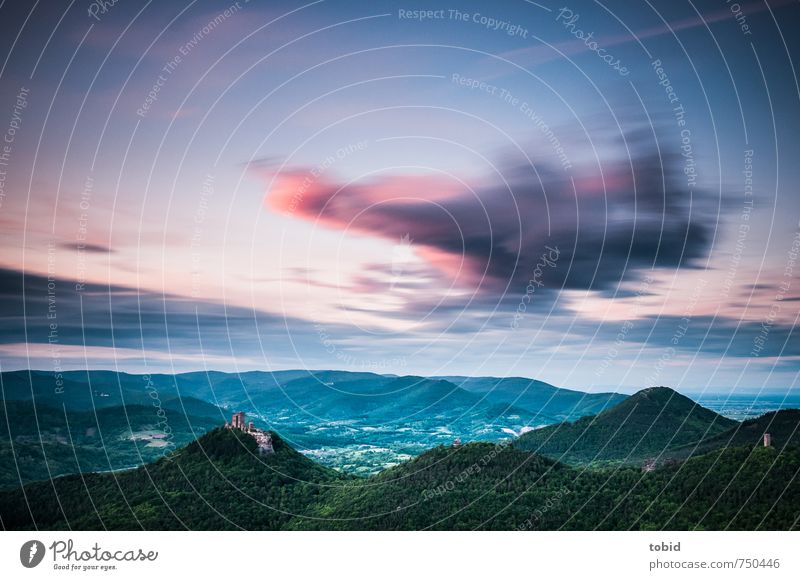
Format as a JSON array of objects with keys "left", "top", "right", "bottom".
[
  {"left": 0, "top": 428, "right": 348, "bottom": 530},
  {"left": 1, "top": 423, "right": 798, "bottom": 531},
  {"left": 514, "top": 386, "right": 737, "bottom": 465},
  {"left": 665, "top": 408, "right": 800, "bottom": 461},
  {"left": 292, "top": 442, "right": 800, "bottom": 530}
]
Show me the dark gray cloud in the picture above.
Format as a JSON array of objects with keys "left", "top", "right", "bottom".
[
  {"left": 58, "top": 242, "right": 114, "bottom": 254},
  {"left": 0, "top": 268, "right": 324, "bottom": 361},
  {"left": 261, "top": 130, "right": 716, "bottom": 303},
  {"left": 572, "top": 313, "right": 800, "bottom": 361}
]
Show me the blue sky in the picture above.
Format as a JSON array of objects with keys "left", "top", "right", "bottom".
[{"left": 0, "top": 0, "right": 798, "bottom": 393}]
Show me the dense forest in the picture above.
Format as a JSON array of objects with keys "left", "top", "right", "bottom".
[
  {"left": 514, "top": 387, "right": 738, "bottom": 465},
  {"left": 1, "top": 425, "right": 797, "bottom": 531}
]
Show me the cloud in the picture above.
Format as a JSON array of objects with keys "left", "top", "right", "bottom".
[
  {"left": 256, "top": 132, "right": 715, "bottom": 302},
  {"left": 59, "top": 242, "right": 114, "bottom": 254},
  {"left": 486, "top": 0, "right": 789, "bottom": 75},
  {"left": 0, "top": 267, "right": 326, "bottom": 366},
  {"left": 568, "top": 313, "right": 800, "bottom": 361}
]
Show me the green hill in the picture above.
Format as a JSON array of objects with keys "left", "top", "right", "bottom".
[
  {"left": 2, "top": 424, "right": 798, "bottom": 531},
  {"left": 439, "top": 376, "right": 626, "bottom": 421},
  {"left": 665, "top": 408, "right": 800, "bottom": 460},
  {"left": 639, "top": 445, "right": 800, "bottom": 530},
  {"left": 291, "top": 442, "right": 800, "bottom": 530},
  {"left": 0, "top": 427, "right": 347, "bottom": 530},
  {"left": 292, "top": 442, "right": 572, "bottom": 530},
  {"left": 514, "top": 387, "right": 737, "bottom": 465}
]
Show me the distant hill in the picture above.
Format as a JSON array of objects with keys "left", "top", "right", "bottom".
[
  {"left": 2, "top": 425, "right": 798, "bottom": 531},
  {"left": 2, "top": 369, "right": 620, "bottom": 423},
  {"left": 0, "top": 369, "right": 312, "bottom": 411},
  {"left": 442, "top": 376, "right": 626, "bottom": 421},
  {"left": 258, "top": 374, "right": 538, "bottom": 422},
  {"left": 161, "top": 395, "right": 226, "bottom": 421},
  {"left": 514, "top": 387, "right": 737, "bottom": 465}
]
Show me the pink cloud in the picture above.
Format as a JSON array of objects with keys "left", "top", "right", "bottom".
[{"left": 254, "top": 137, "right": 715, "bottom": 299}]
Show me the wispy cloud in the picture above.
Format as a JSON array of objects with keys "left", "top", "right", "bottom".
[{"left": 256, "top": 129, "right": 715, "bottom": 301}]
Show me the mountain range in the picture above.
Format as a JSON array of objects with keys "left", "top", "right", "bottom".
[
  {"left": 0, "top": 370, "right": 798, "bottom": 530},
  {"left": 0, "top": 369, "right": 625, "bottom": 482},
  {"left": 0, "top": 369, "right": 622, "bottom": 418},
  {"left": 439, "top": 375, "right": 626, "bottom": 420}
]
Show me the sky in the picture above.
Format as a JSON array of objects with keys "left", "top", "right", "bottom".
[{"left": 0, "top": 0, "right": 798, "bottom": 393}]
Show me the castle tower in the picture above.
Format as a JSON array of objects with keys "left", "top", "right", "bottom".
[
  {"left": 764, "top": 433, "right": 771, "bottom": 447},
  {"left": 231, "top": 411, "right": 245, "bottom": 429}
]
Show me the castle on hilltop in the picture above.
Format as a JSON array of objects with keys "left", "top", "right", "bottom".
[{"left": 225, "top": 411, "right": 274, "bottom": 456}]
